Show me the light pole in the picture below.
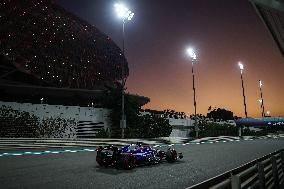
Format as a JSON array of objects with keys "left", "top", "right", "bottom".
[
  {"left": 238, "top": 62, "right": 247, "bottom": 137},
  {"left": 238, "top": 62, "right": 248, "bottom": 118},
  {"left": 186, "top": 48, "right": 198, "bottom": 138},
  {"left": 258, "top": 80, "right": 265, "bottom": 118},
  {"left": 114, "top": 3, "right": 134, "bottom": 138}
]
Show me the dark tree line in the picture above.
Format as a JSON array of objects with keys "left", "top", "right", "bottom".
[
  {"left": 100, "top": 83, "right": 172, "bottom": 138},
  {"left": 207, "top": 108, "right": 234, "bottom": 121}
]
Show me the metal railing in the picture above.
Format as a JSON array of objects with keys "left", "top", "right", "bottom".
[{"left": 187, "top": 149, "right": 284, "bottom": 189}]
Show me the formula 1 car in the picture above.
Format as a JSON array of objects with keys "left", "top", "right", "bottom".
[{"left": 96, "top": 144, "right": 183, "bottom": 169}]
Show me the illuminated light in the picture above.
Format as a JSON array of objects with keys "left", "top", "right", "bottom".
[
  {"left": 52, "top": 76, "right": 55, "bottom": 78},
  {"left": 238, "top": 62, "right": 244, "bottom": 70},
  {"left": 114, "top": 3, "right": 134, "bottom": 21},
  {"left": 59, "top": 80, "right": 62, "bottom": 82},
  {"left": 62, "top": 62, "right": 65, "bottom": 65},
  {"left": 258, "top": 99, "right": 262, "bottom": 103},
  {"left": 186, "top": 48, "right": 197, "bottom": 60},
  {"left": 47, "top": 72, "right": 50, "bottom": 74},
  {"left": 13, "top": 154, "right": 22, "bottom": 156},
  {"left": 259, "top": 80, "right": 263, "bottom": 87},
  {"left": 266, "top": 111, "right": 270, "bottom": 115},
  {"left": 25, "top": 152, "right": 32, "bottom": 154},
  {"left": 86, "top": 149, "right": 95, "bottom": 152}
]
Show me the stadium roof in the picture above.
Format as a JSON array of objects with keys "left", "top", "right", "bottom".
[
  {"left": 0, "top": 0, "right": 128, "bottom": 89},
  {"left": 250, "top": 0, "right": 284, "bottom": 57}
]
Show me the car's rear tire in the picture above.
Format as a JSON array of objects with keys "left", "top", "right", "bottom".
[{"left": 96, "top": 151, "right": 111, "bottom": 167}]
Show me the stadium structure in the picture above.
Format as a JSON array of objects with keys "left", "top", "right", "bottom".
[
  {"left": 250, "top": 0, "right": 284, "bottom": 57},
  {"left": 0, "top": 0, "right": 149, "bottom": 138}
]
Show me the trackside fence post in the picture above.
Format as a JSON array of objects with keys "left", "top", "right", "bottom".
[
  {"left": 271, "top": 155, "right": 279, "bottom": 187},
  {"left": 281, "top": 151, "right": 284, "bottom": 175},
  {"left": 258, "top": 162, "right": 265, "bottom": 189},
  {"left": 231, "top": 175, "right": 240, "bottom": 189}
]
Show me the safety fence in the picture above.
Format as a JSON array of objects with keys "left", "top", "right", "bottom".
[{"left": 187, "top": 149, "right": 284, "bottom": 189}]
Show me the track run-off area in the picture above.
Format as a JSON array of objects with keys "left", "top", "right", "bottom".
[{"left": 0, "top": 138, "right": 283, "bottom": 189}]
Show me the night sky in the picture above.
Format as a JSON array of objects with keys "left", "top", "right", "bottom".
[{"left": 57, "top": 0, "right": 284, "bottom": 118}]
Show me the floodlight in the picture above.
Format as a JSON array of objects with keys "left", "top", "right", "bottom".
[
  {"left": 259, "top": 80, "right": 262, "bottom": 87},
  {"left": 238, "top": 62, "right": 244, "bottom": 70},
  {"left": 114, "top": 3, "right": 134, "bottom": 21},
  {"left": 186, "top": 48, "right": 197, "bottom": 60}
]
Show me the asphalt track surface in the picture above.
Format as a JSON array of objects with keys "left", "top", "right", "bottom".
[{"left": 0, "top": 138, "right": 283, "bottom": 189}]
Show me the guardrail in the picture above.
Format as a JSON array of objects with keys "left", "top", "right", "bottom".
[{"left": 187, "top": 149, "right": 284, "bottom": 189}]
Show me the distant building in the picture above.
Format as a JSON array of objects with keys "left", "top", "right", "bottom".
[{"left": 235, "top": 117, "right": 284, "bottom": 129}]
